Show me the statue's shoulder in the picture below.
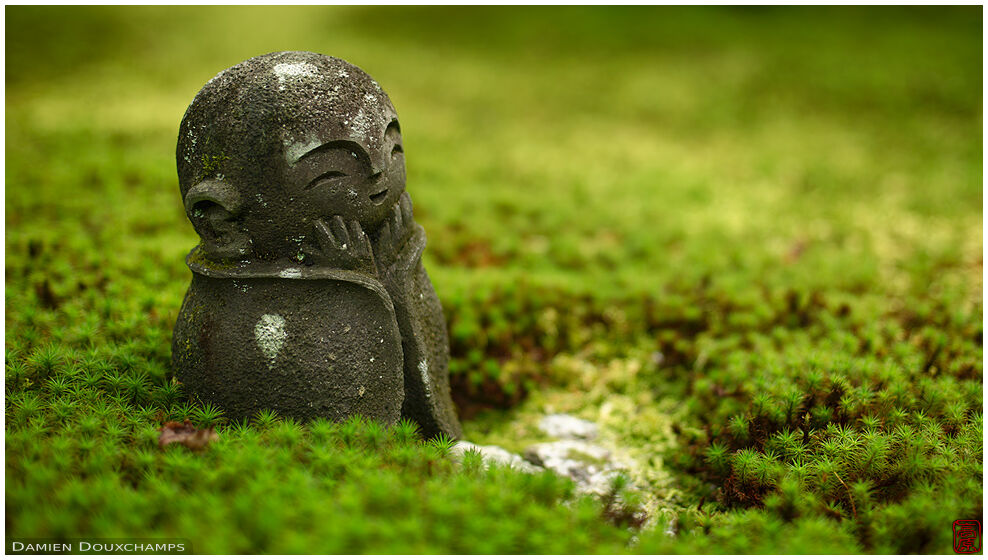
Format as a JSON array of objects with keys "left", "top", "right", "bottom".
[{"left": 186, "top": 246, "right": 393, "bottom": 312}]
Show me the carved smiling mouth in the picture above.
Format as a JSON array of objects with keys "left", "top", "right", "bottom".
[{"left": 369, "top": 187, "right": 389, "bottom": 204}]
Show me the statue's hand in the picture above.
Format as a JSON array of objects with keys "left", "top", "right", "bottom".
[
  {"left": 374, "top": 192, "right": 419, "bottom": 273},
  {"left": 313, "top": 215, "right": 378, "bottom": 276}
]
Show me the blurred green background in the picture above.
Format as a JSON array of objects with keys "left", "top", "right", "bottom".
[
  {"left": 5, "top": 6, "right": 982, "bottom": 554},
  {"left": 7, "top": 6, "right": 981, "bottom": 289}
]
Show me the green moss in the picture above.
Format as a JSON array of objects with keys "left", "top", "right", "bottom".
[
  {"left": 199, "top": 153, "right": 229, "bottom": 177},
  {"left": 186, "top": 246, "right": 240, "bottom": 271},
  {"left": 5, "top": 5, "right": 981, "bottom": 554}
]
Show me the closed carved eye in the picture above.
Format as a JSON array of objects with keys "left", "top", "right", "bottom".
[
  {"left": 385, "top": 119, "right": 403, "bottom": 157},
  {"left": 305, "top": 170, "right": 346, "bottom": 190}
]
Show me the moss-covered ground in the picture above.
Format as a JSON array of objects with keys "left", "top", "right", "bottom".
[{"left": 5, "top": 6, "right": 982, "bottom": 554}]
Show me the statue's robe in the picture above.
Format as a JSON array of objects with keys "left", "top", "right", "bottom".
[
  {"left": 173, "top": 248, "right": 405, "bottom": 424},
  {"left": 173, "top": 230, "right": 463, "bottom": 439}
]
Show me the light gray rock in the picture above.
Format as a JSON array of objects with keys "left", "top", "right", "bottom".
[
  {"left": 524, "top": 440, "right": 627, "bottom": 496},
  {"left": 454, "top": 415, "right": 651, "bottom": 528},
  {"left": 538, "top": 413, "right": 599, "bottom": 440},
  {"left": 451, "top": 441, "right": 543, "bottom": 474}
]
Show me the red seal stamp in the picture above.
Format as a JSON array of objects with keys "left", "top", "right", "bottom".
[{"left": 953, "top": 520, "right": 982, "bottom": 554}]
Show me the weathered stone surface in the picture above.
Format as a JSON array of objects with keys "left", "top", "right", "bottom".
[
  {"left": 538, "top": 413, "right": 599, "bottom": 440},
  {"left": 171, "top": 51, "right": 461, "bottom": 438},
  {"left": 450, "top": 441, "right": 543, "bottom": 474}
]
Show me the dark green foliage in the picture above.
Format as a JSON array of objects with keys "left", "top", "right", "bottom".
[
  {"left": 648, "top": 284, "right": 982, "bottom": 553},
  {"left": 6, "top": 5, "right": 981, "bottom": 555}
]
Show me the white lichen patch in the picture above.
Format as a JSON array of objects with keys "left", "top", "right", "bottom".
[
  {"left": 254, "top": 314, "right": 287, "bottom": 369},
  {"left": 232, "top": 280, "right": 250, "bottom": 293},
  {"left": 278, "top": 268, "right": 302, "bottom": 279},
  {"left": 284, "top": 135, "right": 322, "bottom": 166},
  {"left": 273, "top": 61, "right": 318, "bottom": 91},
  {"left": 418, "top": 359, "right": 432, "bottom": 400},
  {"left": 350, "top": 108, "right": 372, "bottom": 140},
  {"left": 182, "top": 129, "right": 199, "bottom": 163}
]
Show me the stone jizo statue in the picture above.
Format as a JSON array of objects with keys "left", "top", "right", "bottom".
[{"left": 172, "top": 51, "right": 462, "bottom": 439}]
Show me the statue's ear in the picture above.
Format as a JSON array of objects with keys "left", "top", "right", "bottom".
[{"left": 184, "top": 180, "right": 251, "bottom": 259}]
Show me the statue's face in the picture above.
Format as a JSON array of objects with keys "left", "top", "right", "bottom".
[
  {"left": 284, "top": 118, "right": 405, "bottom": 232},
  {"left": 179, "top": 52, "right": 409, "bottom": 261}
]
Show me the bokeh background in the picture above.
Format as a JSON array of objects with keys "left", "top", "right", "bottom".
[{"left": 6, "top": 6, "right": 982, "bottom": 554}]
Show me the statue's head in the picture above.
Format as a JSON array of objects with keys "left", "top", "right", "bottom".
[{"left": 177, "top": 51, "right": 405, "bottom": 262}]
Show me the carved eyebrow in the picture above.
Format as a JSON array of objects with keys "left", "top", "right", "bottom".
[
  {"left": 385, "top": 119, "right": 401, "bottom": 136},
  {"left": 294, "top": 140, "right": 371, "bottom": 166},
  {"left": 305, "top": 170, "right": 346, "bottom": 191}
]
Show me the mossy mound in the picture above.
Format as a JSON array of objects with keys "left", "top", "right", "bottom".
[{"left": 6, "top": 6, "right": 982, "bottom": 554}]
